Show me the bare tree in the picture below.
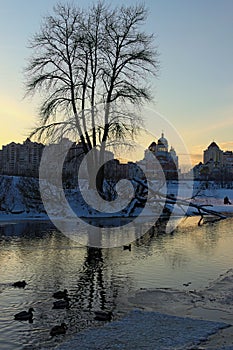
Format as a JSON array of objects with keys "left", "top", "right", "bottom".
[{"left": 25, "top": 1, "right": 159, "bottom": 188}]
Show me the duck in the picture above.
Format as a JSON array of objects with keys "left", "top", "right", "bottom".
[
  {"left": 183, "top": 282, "right": 192, "bottom": 287},
  {"left": 53, "top": 289, "right": 68, "bottom": 299},
  {"left": 14, "top": 308, "right": 34, "bottom": 321},
  {"left": 94, "top": 310, "right": 113, "bottom": 321},
  {"left": 123, "top": 244, "right": 131, "bottom": 251},
  {"left": 50, "top": 323, "right": 68, "bottom": 336},
  {"left": 53, "top": 297, "right": 70, "bottom": 309},
  {"left": 12, "top": 280, "right": 27, "bottom": 288}
]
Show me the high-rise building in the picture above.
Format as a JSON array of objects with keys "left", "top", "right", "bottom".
[
  {"left": 0, "top": 139, "right": 44, "bottom": 177},
  {"left": 193, "top": 141, "right": 233, "bottom": 181}
]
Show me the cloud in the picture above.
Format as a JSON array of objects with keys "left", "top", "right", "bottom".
[
  {"left": 189, "top": 153, "right": 202, "bottom": 165},
  {"left": 219, "top": 141, "right": 233, "bottom": 150}
]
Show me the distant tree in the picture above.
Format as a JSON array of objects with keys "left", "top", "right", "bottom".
[{"left": 25, "top": 1, "right": 159, "bottom": 189}]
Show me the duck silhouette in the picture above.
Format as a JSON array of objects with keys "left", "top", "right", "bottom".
[
  {"left": 94, "top": 310, "right": 113, "bottom": 321},
  {"left": 50, "top": 323, "right": 68, "bottom": 336},
  {"left": 12, "top": 280, "right": 27, "bottom": 288},
  {"left": 53, "top": 289, "right": 68, "bottom": 299},
  {"left": 183, "top": 282, "right": 192, "bottom": 287},
  {"left": 14, "top": 308, "right": 34, "bottom": 321},
  {"left": 53, "top": 297, "right": 70, "bottom": 309}
]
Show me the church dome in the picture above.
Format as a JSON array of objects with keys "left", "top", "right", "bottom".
[{"left": 158, "top": 132, "right": 168, "bottom": 149}]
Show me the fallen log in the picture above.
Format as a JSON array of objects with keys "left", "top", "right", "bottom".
[{"left": 134, "top": 179, "right": 227, "bottom": 220}]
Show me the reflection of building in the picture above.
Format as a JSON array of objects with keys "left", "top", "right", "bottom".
[
  {"left": 193, "top": 141, "right": 233, "bottom": 181},
  {"left": 136, "top": 133, "right": 179, "bottom": 180}
]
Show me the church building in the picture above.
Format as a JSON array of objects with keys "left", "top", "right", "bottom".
[{"left": 136, "top": 133, "right": 179, "bottom": 180}]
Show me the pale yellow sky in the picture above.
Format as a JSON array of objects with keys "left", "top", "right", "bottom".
[
  {"left": 0, "top": 95, "right": 232, "bottom": 169},
  {"left": 1, "top": 0, "right": 233, "bottom": 170},
  {"left": 0, "top": 94, "right": 37, "bottom": 146}
]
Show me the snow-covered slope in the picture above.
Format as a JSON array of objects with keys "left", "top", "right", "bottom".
[
  {"left": 0, "top": 175, "right": 43, "bottom": 214},
  {"left": 1, "top": 176, "right": 233, "bottom": 219}
]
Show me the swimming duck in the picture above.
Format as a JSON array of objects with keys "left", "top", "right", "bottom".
[
  {"left": 50, "top": 323, "right": 68, "bottom": 336},
  {"left": 53, "top": 289, "right": 68, "bottom": 299},
  {"left": 94, "top": 310, "right": 113, "bottom": 321},
  {"left": 12, "top": 280, "right": 27, "bottom": 288},
  {"left": 53, "top": 297, "right": 70, "bottom": 309},
  {"left": 14, "top": 308, "right": 34, "bottom": 321}
]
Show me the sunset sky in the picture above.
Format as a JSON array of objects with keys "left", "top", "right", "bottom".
[{"left": 0, "top": 0, "right": 233, "bottom": 167}]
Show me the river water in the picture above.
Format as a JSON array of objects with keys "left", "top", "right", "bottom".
[{"left": 0, "top": 217, "right": 233, "bottom": 349}]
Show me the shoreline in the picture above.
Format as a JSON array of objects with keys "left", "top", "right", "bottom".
[
  {"left": 127, "top": 269, "right": 233, "bottom": 349},
  {"left": 0, "top": 209, "right": 233, "bottom": 224},
  {"left": 56, "top": 269, "right": 233, "bottom": 349}
]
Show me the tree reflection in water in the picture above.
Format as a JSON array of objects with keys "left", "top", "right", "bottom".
[{"left": 0, "top": 217, "right": 232, "bottom": 349}]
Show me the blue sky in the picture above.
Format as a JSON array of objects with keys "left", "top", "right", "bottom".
[{"left": 0, "top": 0, "right": 233, "bottom": 164}]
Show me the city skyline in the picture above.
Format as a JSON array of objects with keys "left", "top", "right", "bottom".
[
  {"left": 0, "top": 134, "right": 232, "bottom": 175},
  {"left": 0, "top": 0, "right": 233, "bottom": 165}
]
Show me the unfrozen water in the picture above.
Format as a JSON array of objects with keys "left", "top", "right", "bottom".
[{"left": 0, "top": 217, "right": 233, "bottom": 349}]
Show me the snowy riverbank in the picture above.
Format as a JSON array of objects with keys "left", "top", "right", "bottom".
[
  {"left": 127, "top": 269, "right": 233, "bottom": 349},
  {"left": 56, "top": 269, "right": 233, "bottom": 350},
  {"left": 1, "top": 175, "right": 233, "bottom": 220},
  {"left": 56, "top": 310, "right": 229, "bottom": 350}
]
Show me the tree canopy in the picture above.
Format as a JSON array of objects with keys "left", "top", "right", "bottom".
[{"left": 25, "top": 1, "right": 159, "bottom": 155}]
